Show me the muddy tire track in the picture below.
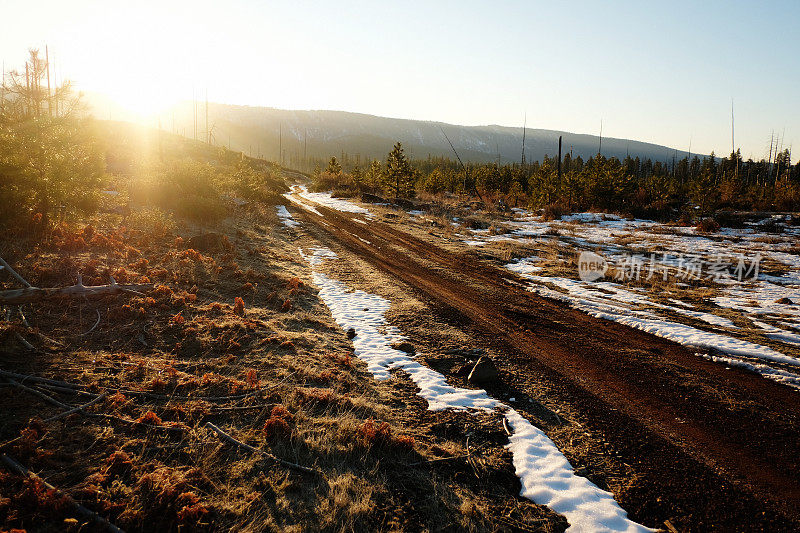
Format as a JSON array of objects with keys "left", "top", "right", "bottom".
[{"left": 290, "top": 199, "right": 800, "bottom": 530}]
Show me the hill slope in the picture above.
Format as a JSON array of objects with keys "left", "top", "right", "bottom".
[{"left": 86, "top": 95, "right": 695, "bottom": 166}]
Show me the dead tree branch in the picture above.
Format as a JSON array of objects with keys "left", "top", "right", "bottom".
[
  {"left": 205, "top": 422, "right": 318, "bottom": 475},
  {"left": 0, "top": 369, "right": 295, "bottom": 403},
  {"left": 0, "top": 257, "right": 32, "bottom": 288},
  {"left": 3, "top": 379, "right": 184, "bottom": 433},
  {"left": 80, "top": 308, "right": 102, "bottom": 336},
  {"left": 0, "top": 454, "right": 125, "bottom": 533},
  {"left": 44, "top": 391, "right": 110, "bottom": 422},
  {"left": 13, "top": 331, "right": 35, "bottom": 351},
  {"left": 0, "top": 280, "right": 152, "bottom": 306}
]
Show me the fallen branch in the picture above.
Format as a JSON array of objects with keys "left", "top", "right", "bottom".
[
  {"left": 0, "top": 392, "right": 111, "bottom": 452},
  {"left": 12, "top": 307, "right": 65, "bottom": 348},
  {"left": 207, "top": 404, "right": 276, "bottom": 413},
  {"left": 205, "top": 422, "right": 318, "bottom": 475},
  {"left": 0, "top": 454, "right": 124, "bottom": 533},
  {"left": 17, "top": 306, "right": 31, "bottom": 327},
  {"left": 407, "top": 453, "right": 472, "bottom": 467},
  {"left": 5, "top": 379, "right": 65, "bottom": 407},
  {"left": 80, "top": 309, "right": 102, "bottom": 336},
  {"left": 0, "top": 369, "right": 296, "bottom": 403},
  {"left": 502, "top": 417, "right": 513, "bottom": 436},
  {"left": 13, "top": 331, "right": 35, "bottom": 351},
  {"left": 4, "top": 379, "right": 184, "bottom": 434},
  {"left": 0, "top": 256, "right": 32, "bottom": 288},
  {"left": 44, "top": 391, "right": 110, "bottom": 422},
  {"left": 0, "top": 369, "right": 79, "bottom": 389},
  {"left": 0, "top": 280, "right": 152, "bottom": 305},
  {"left": 31, "top": 383, "right": 99, "bottom": 398}
]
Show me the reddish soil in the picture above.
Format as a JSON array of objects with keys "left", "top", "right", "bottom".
[{"left": 292, "top": 198, "right": 800, "bottom": 531}]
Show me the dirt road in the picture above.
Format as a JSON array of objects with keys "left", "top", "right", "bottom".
[{"left": 289, "top": 197, "right": 800, "bottom": 530}]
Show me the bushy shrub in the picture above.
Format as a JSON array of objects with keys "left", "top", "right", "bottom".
[
  {"left": 130, "top": 161, "right": 226, "bottom": 222},
  {"left": 696, "top": 218, "right": 721, "bottom": 233},
  {"left": 127, "top": 207, "right": 176, "bottom": 239},
  {"left": 0, "top": 115, "right": 106, "bottom": 228},
  {"left": 542, "top": 202, "right": 566, "bottom": 221}
]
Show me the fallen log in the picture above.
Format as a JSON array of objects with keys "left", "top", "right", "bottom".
[{"left": 0, "top": 280, "right": 152, "bottom": 305}]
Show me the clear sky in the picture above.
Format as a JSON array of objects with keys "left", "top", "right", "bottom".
[{"left": 1, "top": 0, "right": 797, "bottom": 161}]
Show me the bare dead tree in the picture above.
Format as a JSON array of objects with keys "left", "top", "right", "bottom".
[
  {"left": 598, "top": 119, "right": 603, "bottom": 155},
  {"left": 2, "top": 48, "right": 74, "bottom": 120}
]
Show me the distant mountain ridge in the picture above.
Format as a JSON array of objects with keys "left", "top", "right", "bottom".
[{"left": 86, "top": 95, "right": 697, "bottom": 166}]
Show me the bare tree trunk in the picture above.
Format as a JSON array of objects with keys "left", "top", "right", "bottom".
[{"left": 46, "top": 45, "right": 51, "bottom": 117}]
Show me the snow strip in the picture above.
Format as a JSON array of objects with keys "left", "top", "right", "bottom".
[
  {"left": 283, "top": 192, "right": 322, "bottom": 216},
  {"left": 276, "top": 205, "right": 299, "bottom": 228},
  {"left": 752, "top": 321, "right": 800, "bottom": 348},
  {"left": 670, "top": 307, "right": 737, "bottom": 329},
  {"left": 298, "top": 246, "right": 337, "bottom": 267},
  {"left": 302, "top": 246, "right": 652, "bottom": 533},
  {"left": 702, "top": 354, "right": 800, "bottom": 390},
  {"left": 294, "top": 185, "right": 373, "bottom": 216}
]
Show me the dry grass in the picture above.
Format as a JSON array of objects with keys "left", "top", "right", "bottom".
[{"left": 0, "top": 201, "right": 565, "bottom": 532}]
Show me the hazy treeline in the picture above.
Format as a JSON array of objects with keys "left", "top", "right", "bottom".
[{"left": 314, "top": 142, "right": 800, "bottom": 218}]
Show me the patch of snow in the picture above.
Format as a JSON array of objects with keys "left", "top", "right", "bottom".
[
  {"left": 283, "top": 192, "right": 322, "bottom": 216},
  {"left": 464, "top": 240, "right": 487, "bottom": 246},
  {"left": 276, "top": 205, "right": 299, "bottom": 228},
  {"left": 298, "top": 246, "right": 337, "bottom": 267},
  {"left": 669, "top": 308, "right": 737, "bottom": 329},
  {"left": 513, "top": 273, "right": 800, "bottom": 368},
  {"left": 353, "top": 218, "right": 368, "bottom": 225},
  {"left": 702, "top": 354, "right": 800, "bottom": 390},
  {"left": 713, "top": 282, "right": 800, "bottom": 318},
  {"left": 505, "top": 409, "right": 652, "bottom": 532},
  {"left": 752, "top": 321, "right": 800, "bottom": 348},
  {"left": 302, "top": 246, "right": 652, "bottom": 532},
  {"left": 294, "top": 185, "right": 373, "bottom": 217},
  {"left": 505, "top": 257, "right": 543, "bottom": 275}
]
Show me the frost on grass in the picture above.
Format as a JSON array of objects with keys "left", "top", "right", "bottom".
[{"left": 302, "top": 246, "right": 652, "bottom": 533}]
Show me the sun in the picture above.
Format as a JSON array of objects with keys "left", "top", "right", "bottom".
[{"left": 104, "top": 85, "right": 178, "bottom": 120}]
